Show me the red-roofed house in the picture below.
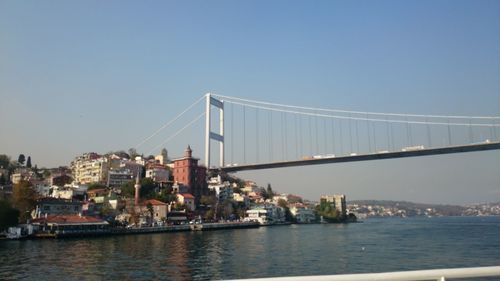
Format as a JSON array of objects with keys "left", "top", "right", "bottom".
[
  {"left": 140, "top": 199, "right": 168, "bottom": 223},
  {"left": 177, "top": 193, "right": 195, "bottom": 211}
]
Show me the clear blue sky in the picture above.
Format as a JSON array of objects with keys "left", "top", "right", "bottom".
[{"left": 1, "top": 0, "right": 499, "bottom": 204}]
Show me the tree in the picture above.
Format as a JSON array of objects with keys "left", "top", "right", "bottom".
[
  {"left": 277, "top": 199, "right": 294, "bottom": 222},
  {"left": 88, "top": 183, "right": 107, "bottom": 191},
  {"left": 0, "top": 200, "right": 19, "bottom": 231},
  {"left": 147, "top": 202, "right": 154, "bottom": 225},
  {"left": 266, "top": 184, "right": 274, "bottom": 197},
  {"left": 316, "top": 199, "right": 341, "bottom": 222},
  {"left": 120, "top": 178, "right": 157, "bottom": 199},
  {"left": 0, "top": 154, "right": 11, "bottom": 169},
  {"left": 121, "top": 180, "right": 136, "bottom": 198},
  {"left": 26, "top": 156, "right": 32, "bottom": 168},
  {"left": 200, "top": 195, "right": 216, "bottom": 207},
  {"left": 140, "top": 178, "right": 157, "bottom": 199},
  {"left": 221, "top": 200, "right": 234, "bottom": 219},
  {"left": 12, "top": 180, "right": 37, "bottom": 223},
  {"left": 18, "top": 154, "right": 26, "bottom": 166},
  {"left": 128, "top": 148, "right": 138, "bottom": 159},
  {"left": 160, "top": 148, "right": 168, "bottom": 159},
  {"left": 154, "top": 190, "right": 176, "bottom": 204},
  {"left": 204, "top": 209, "right": 215, "bottom": 221},
  {"left": 42, "top": 169, "right": 51, "bottom": 179},
  {"left": 126, "top": 204, "right": 140, "bottom": 226}
]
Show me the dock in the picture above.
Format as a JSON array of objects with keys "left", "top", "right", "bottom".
[{"left": 23, "top": 221, "right": 260, "bottom": 239}]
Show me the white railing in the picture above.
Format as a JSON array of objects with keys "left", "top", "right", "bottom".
[{"left": 225, "top": 266, "right": 500, "bottom": 281}]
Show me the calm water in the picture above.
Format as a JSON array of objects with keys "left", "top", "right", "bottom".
[{"left": 1, "top": 216, "right": 500, "bottom": 280}]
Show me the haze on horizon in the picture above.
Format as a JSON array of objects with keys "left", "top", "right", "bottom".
[{"left": 1, "top": 0, "right": 499, "bottom": 205}]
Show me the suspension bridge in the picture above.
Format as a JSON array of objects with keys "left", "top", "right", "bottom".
[{"left": 136, "top": 93, "right": 500, "bottom": 173}]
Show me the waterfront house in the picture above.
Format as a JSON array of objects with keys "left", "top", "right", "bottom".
[
  {"left": 33, "top": 198, "right": 83, "bottom": 218},
  {"left": 289, "top": 204, "right": 316, "bottom": 223},
  {"left": 244, "top": 204, "right": 286, "bottom": 225},
  {"left": 139, "top": 199, "right": 168, "bottom": 223},
  {"left": 31, "top": 214, "right": 109, "bottom": 237},
  {"left": 177, "top": 193, "right": 196, "bottom": 211}
]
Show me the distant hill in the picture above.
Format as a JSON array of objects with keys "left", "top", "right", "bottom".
[{"left": 348, "top": 200, "right": 467, "bottom": 217}]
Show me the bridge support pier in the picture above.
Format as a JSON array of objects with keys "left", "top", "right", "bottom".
[{"left": 205, "top": 93, "right": 224, "bottom": 168}]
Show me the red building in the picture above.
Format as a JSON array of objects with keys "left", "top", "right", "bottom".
[{"left": 172, "top": 146, "right": 207, "bottom": 205}]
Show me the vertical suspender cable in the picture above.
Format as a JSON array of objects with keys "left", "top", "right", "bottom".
[
  {"left": 349, "top": 113, "right": 353, "bottom": 153},
  {"left": 243, "top": 105, "right": 246, "bottom": 164},
  {"left": 373, "top": 121, "right": 377, "bottom": 151},
  {"left": 356, "top": 117, "right": 360, "bottom": 153},
  {"left": 323, "top": 118, "right": 327, "bottom": 154},
  {"left": 269, "top": 111, "right": 273, "bottom": 162},
  {"left": 308, "top": 116, "right": 313, "bottom": 155},
  {"left": 331, "top": 118, "right": 336, "bottom": 155},
  {"left": 367, "top": 114, "right": 372, "bottom": 153},
  {"left": 390, "top": 121, "right": 395, "bottom": 151},
  {"left": 426, "top": 117, "right": 432, "bottom": 148},
  {"left": 447, "top": 118, "right": 452, "bottom": 146},
  {"left": 256, "top": 108, "right": 259, "bottom": 164},
  {"left": 299, "top": 114, "right": 303, "bottom": 158},
  {"left": 469, "top": 119, "right": 473, "bottom": 143},
  {"left": 284, "top": 112, "right": 288, "bottom": 161},
  {"left": 315, "top": 114, "right": 319, "bottom": 155},
  {"left": 230, "top": 103, "right": 234, "bottom": 165},
  {"left": 295, "top": 114, "right": 299, "bottom": 159},
  {"left": 406, "top": 116, "right": 411, "bottom": 147},
  {"left": 385, "top": 117, "right": 390, "bottom": 151},
  {"left": 493, "top": 118, "right": 498, "bottom": 141},
  {"left": 281, "top": 112, "right": 285, "bottom": 161},
  {"left": 340, "top": 118, "right": 344, "bottom": 155}
]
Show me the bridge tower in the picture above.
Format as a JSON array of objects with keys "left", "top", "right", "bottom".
[{"left": 204, "top": 93, "right": 224, "bottom": 168}]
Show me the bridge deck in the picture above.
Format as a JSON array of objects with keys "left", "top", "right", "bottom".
[{"left": 216, "top": 142, "right": 500, "bottom": 172}]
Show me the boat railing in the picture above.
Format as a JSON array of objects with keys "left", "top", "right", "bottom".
[{"left": 225, "top": 265, "right": 500, "bottom": 281}]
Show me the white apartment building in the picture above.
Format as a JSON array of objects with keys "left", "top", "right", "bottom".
[
  {"left": 244, "top": 204, "right": 286, "bottom": 225},
  {"left": 208, "top": 176, "right": 233, "bottom": 202},
  {"left": 290, "top": 205, "right": 316, "bottom": 223},
  {"left": 107, "top": 169, "right": 133, "bottom": 188},
  {"left": 71, "top": 153, "right": 109, "bottom": 184},
  {"left": 145, "top": 166, "right": 170, "bottom": 183}
]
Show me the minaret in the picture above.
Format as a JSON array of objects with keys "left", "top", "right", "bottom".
[
  {"left": 185, "top": 145, "right": 192, "bottom": 158},
  {"left": 134, "top": 171, "right": 141, "bottom": 206}
]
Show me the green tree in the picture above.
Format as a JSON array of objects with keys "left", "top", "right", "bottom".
[
  {"left": 0, "top": 154, "right": 11, "bottom": 169},
  {"left": 147, "top": 202, "right": 154, "bottom": 225},
  {"left": 154, "top": 190, "right": 177, "bottom": 204},
  {"left": 88, "top": 183, "right": 108, "bottom": 191},
  {"left": 266, "top": 184, "right": 274, "bottom": 197},
  {"left": 0, "top": 200, "right": 20, "bottom": 231},
  {"left": 140, "top": 178, "right": 157, "bottom": 199},
  {"left": 277, "top": 199, "right": 294, "bottom": 222},
  {"left": 204, "top": 209, "right": 215, "bottom": 221},
  {"left": 120, "top": 178, "right": 157, "bottom": 199},
  {"left": 200, "top": 195, "right": 216, "bottom": 207},
  {"left": 99, "top": 202, "right": 115, "bottom": 218},
  {"left": 42, "top": 169, "right": 51, "bottom": 178},
  {"left": 26, "top": 156, "right": 32, "bottom": 168},
  {"left": 128, "top": 148, "right": 138, "bottom": 159},
  {"left": 316, "top": 199, "right": 341, "bottom": 222},
  {"left": 18, "top": 154, "right": 26, "bottom": 166},
  {"left": 12, "top": 180, "right": 37, "bottom": 223},
  {"left": 221, "top": 200, "right": 234, "bottom": 219},
  {"left": 121, "top": 180, "right": 136, "bottom": 198}
]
